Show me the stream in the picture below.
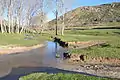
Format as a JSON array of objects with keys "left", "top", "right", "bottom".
[
  {"left": 0, "top": 41, "right": 72, "bottom": 80},
  {"left": 0, "top": 41, "right": 119, "bottom": 80}
]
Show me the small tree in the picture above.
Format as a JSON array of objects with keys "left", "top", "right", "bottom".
[
  {"left": 48, "top": 0, "right": 74, "bottom": 35},
  {"left": 59, "top": 0, "right": 74, "bottom": 35}
]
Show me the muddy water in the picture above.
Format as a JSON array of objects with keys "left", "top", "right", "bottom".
[{"left": 0, "top": 41, "right": 69, "bottom": 80}]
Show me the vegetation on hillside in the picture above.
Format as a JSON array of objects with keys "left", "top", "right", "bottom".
[{"left": 49, "top": 2, "right": 120, "bottom": 28}]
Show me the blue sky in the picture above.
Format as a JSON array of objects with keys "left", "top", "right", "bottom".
[
  {"left": 73, "top": 0, "right": 120, "bottom": 8},
  {"left": 47, "top": 0, "right": 120, "bottom": 21}
]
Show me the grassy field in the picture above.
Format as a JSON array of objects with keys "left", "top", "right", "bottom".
[
  {"left": 57, "top": 29, "right": 120, "bottom": 58},
  {"left": 19, "top": 73, "right": 112, "bottom": 80},
  {"left": 0, "top": 33, "right": 51, "bottom": 46},
  {"left": 0, "top": 29, "right": 120, "bottom": 58},
  {"left": 39, "top": 29, "right": 120, "bottom": 58}
]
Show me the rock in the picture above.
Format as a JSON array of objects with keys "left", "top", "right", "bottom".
[
  {"left": 59, "top": 41, "right": 68, "bottom": 47},
  {"left": 53, "top": 37, "right": 61, "bottom": 42},
  {"left": 51, "top": 36, "right": 53, "bottom": 38},
  {"left": 63, "top": 52, "right": 71, "bottom": 59},
  {"left": 80, "top": 55, "right": 85, "bottom": 61},
  {"left": 53, "top": 37, "right": 68, "bottom": 47},
  {"left": 95, "top": 65, "right": 98, "bottom": 68}
]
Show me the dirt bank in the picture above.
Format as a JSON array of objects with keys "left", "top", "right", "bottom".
[
  {"left": 61, "top": 40, "right": 120, "bottom": 79},
  {"left": 67, "top": 54, "right": 120, "bottom": 65},
  {"left": 68, "top": 40, "right": 108, "bottom": 49},
  {"left": 0, "top": 44, "right": 45, "bottom": 55},
  {"left": 66, "top": 41, "right": 120, "bottom": 65}
]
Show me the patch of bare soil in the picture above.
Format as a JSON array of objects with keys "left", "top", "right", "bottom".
[
  {"left": 67, "top": 54, "right": 120, "bottom": 65},
  {"left": 63, "top": 41, "right": 120, "bottom": 78},
  {"left": 88, "top": 57, "right": 120, "bottom": 65},
  {"left": 63, "top": 54, "right": 120, "bottom": 79},
  {"left": 66, "top": 40, "right": 120, "bottom": 65},
  {"left": 68, "top": 40, "right": 107, "bottom": 49},
  {"left": 0, "top": 44, "right": 44, "bottom": 55}
]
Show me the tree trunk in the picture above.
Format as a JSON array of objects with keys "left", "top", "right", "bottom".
[
  {"left": 20, "top": 26, "right": 24, "bottom": 33},
  {"left": 61, "top": 24, "right": 65, "bottom": 35},
  {"left": 11, "top": 16, "right": 14, "bottom": 33},
  {"left": 17, "top": 17, "right": 19, "bottom": 33},
  {"left": 0, "top": 20, "right": 4, "bottom": 33},
  {"left": 3, "top": 21, "right": 7, "bottom": 33},
  {"left": 8, "top": 14, "right": 11, "bottom": 33},
  {"left": 41, "top": 26, "right": 44, "bottom": 34},
  {"left": 55, "top": 10, "right": 58, "bottom": 35},
  {"left": 20, "top": 20, "right": 23, "bottom": 33},
  {"left": 61, "top": 15, "right": 65, "bottom": 36}
]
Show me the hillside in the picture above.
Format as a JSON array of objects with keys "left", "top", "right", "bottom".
[{"left": 48, "top": 2, "right": 120, "bottom": 28}]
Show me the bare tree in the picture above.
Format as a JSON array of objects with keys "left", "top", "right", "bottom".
[
  {"left": 38, "top": 0, "right": 46, "bottom": 33},
  {"left": 59, "top": 0, "right": 74, "bottom": 35},
  {"left": 60, "top": 0, "right": 65, "bottom": 35},
  {"left": 5, "top": 0, "right": 19, "bottom": 33},
  {"left": 11, "top": 0, "right": 17, "bottom": 33},
  {"left": 0, "top": 0, "right": 5, "bottom": 33},
  {"left": 6, "top": 0, "right": 12, "bottom": 33},
  {"left": 49, "top": 0, "right": 74, "bottom": 35},
  {"left": 25, "top": 0, "right": 41, "bottom": 26},
  {"left": 15, "top": 0, "right": 23, "bottom": 33},
  {"left": 0, "top": 0, "right": 61, "bottom": 34}
]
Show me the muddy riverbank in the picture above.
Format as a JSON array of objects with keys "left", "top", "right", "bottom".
[
  {"left": 60, "top": 40, "right": 120, "bottom": 79},
  {"left": 0, "top": 44, "right": 44, "bottom": 55}
]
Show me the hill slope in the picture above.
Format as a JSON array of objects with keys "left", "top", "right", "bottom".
[{"left": 48, "top": 2, "right": 120, "bottom": 28}]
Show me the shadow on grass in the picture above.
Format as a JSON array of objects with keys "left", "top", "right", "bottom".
[
  {"left": 93, "top": 27, "right": 120, "bottom": 29},
  {"left": 113, "top": 32, "right": 120, "bottom": 35}
]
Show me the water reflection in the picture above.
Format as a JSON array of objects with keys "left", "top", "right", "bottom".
[
  {"left": 42, "top": 41, "right": 65, "bottom": 66},
  {"left": 0, "top": 41, "right": 68, "bottom": 78}
]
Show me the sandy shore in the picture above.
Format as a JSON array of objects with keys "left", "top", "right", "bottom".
[{"left": 0, "top": 44, "right": 45, "bottom": 55}]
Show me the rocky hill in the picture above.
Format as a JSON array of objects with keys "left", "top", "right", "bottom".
[{"left": 48, "top": 2, "right": 120, "bottom": 28}]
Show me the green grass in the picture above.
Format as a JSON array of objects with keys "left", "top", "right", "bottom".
[
  {"left": 19, "top": 73, "right": 112, "bottom": 80},
  {"left": 39, "top": 29, "right": 120, "bottom": 58},
  {"left": 0, "top": 29, "right": 120, "bottom": 58},
  {"left": 0, "top": 33, "right": 51, "bottom": 46},
  {"left": 57, "top": 29, "right": 120, "bottom": 58},
  {"left": 64, "top": 29, "right": 120, "bottom": 36},
  {"left": 71, "top": 47, "right": 120, "bottom": 58}
]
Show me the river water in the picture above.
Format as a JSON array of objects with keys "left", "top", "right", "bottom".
[{"left": 0, "top": 41, "right": 70, "bottom": 80}]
